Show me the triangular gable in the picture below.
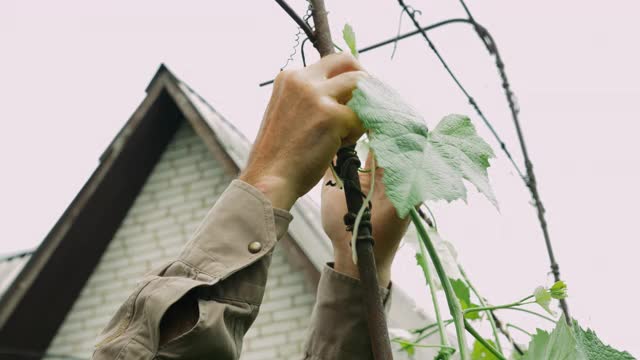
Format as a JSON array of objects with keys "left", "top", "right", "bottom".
[{"left": 0, "top": 65, "right": 271, "bottom": 356}]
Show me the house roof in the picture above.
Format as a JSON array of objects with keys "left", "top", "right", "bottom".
[
  {"left": 0, "top": 250, "right": 33, "bottom": 298},
  {"left": 0, "top": 64, "right": 432, "bottom": 357}
]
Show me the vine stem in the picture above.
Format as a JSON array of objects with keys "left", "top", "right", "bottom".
[
  {"left": 410, "top": 208, "right": 468, "bottom": 359},
  {"left": 464, "top": 319, "right": 507, "bottom": 360},
  {"left": 463, "top": 300, "right": 535, "bottom": 315},
  {"left": 351, "top": 153, "right": 376, "bottom": 264},
  {"left": 507, "top": 307, "right": 556, "bottom": 323},
  {"left": 458, "top": 266, "right": 504, "bottom": 354},
  {"left": 414, "top": 319, "right": 454, "bottom": 336},
  {"left": 415, "top": 225, "right": 450, "bottom": 352},
  {"left": 416, "top": 324, "right": 451, "bottom": 344},
  {"left": 506, "top": 323, "right": 533, "bottom": 337}
]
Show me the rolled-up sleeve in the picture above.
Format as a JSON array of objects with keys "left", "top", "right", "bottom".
[
  {"left": 304, "top": 264, "right": 392, "bottom": 360},
  {"left": 93, "top": 180, "right": 292, "bottom": 359}
]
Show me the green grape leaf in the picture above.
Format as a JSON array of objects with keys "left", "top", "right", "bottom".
[
  {"left": 472, "top": 339, "right": 500, "bottom": 360},
  {"left": 523, "top": 318, "right": 577, "bottom": 360},
  {"left": 522, "top": 329, "right": 551, "bottom": 360},
  {"left": 450, "top": 279, "right": 471, "bottom": 304},
  {"left": 522, "top": 317, "right": 635, "bottom": 360},
  {"left": 342, "top": 23, "right": 358, "bottom": 58},
  {"left": 573, "top": 324, "right": 635, "bottom": 360},
  {"left": 450, "top": 278, "right": 481, "bottom": 320},
  {"left": 347, "top": 77, "right": 497, "bottom": 218},
  {"left": 415, "top": 252, "right": 428, "bottom": 272}
]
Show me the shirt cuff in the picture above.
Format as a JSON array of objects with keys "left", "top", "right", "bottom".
[
  {"left": 177, "top": 179, "right": 293, "bottom": 285},
  {"left": 304, "top": 263, "right": 392, "bottom": 360}
]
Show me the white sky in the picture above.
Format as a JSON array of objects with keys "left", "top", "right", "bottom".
[{"left": 1, "top": 0, "right": 638, "bottom": 356}]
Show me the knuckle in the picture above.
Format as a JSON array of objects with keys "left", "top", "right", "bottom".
[
  {"left": 312, "top": 96, "right": 333, "bottom": 116},
  {"left": 337, "top": 52, "right": 361, "bottom": 69},
  {"left": 274, "top": 69, "right": 293, "bottom": 85},
  {"left": 347, "top": 70, "right": 368, "bottom": 84},
  {"left": 276, "top": 69, "right": 319, "bottom": 99},
  {"left": 353, "top": 70, "right": 368, "bottom": 79},
  {"left": 276, "top": 69, "right": 305, "bottom": 88}
]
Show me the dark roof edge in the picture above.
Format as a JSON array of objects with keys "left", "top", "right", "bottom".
[
  {"left": 98, "top": 64, "right": 176, "bottom": 163},
  {"left": 0, "top": 65, "right": 178, "bottom": 330},
  {"left": 145, "top": 64, "right": 177, "bottom": 92}
]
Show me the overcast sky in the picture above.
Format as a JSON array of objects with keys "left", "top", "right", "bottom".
[{"left": 1, "top": 0, "right": 638, "bottom": 356}]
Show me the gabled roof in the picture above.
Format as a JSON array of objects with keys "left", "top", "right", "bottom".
[
  {"left": 0, "top": 65, "right": 431, "bottom": 357},
  {"left": 0, "top": 250, "right": 33, "bottom": 297}
]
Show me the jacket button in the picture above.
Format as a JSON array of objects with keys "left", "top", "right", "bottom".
[{"left": 248, "top": 241, "right": 262, "bottom": 254}]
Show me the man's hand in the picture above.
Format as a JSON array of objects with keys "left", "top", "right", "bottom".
[
  {"left": 322, "top": 153, "right": 410, "bottom": 287},
  {"left": 240, "top": 53, "right": 366, "bottom": 210}
]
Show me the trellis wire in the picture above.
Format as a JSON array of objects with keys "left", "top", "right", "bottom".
[
  {"left": 456, "top": 0, "right": 571, "bottom": 321},
  {"left": 279, "top": 1, "right": 313, "bottom": 70},
  {"left": 397, "top": 0, "right": 570, "bottom": 322}
]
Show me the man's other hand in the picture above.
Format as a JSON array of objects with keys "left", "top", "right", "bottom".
[{"left": 322, "top": 153, "right": 410, "bottom": 287}]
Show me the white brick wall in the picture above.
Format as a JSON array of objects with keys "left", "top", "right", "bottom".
[{"left": 46, "top": 120, "right": 316, "bottom": 359}]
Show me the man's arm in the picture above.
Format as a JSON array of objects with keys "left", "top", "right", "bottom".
[
  {"left": 93, "top": 53, "right": 367, "bottom": 359},
  {"left": 92, "top": 180, "right": 292, "bottom": 358}
]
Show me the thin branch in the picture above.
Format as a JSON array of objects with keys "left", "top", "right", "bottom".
[
  {"left": 413, "top": 319, "right": 454, "bottom": 335},
  {"left": 491, "top": 312, "right": 526, "bottom": 355},
  {"left": 351, "top": 154, "right": 376, "bottom": 263},
  {"left": 507, "top": 307, "right": 557, "bottom": 323},
  {"left": 309, "top": 0, "right": 333, "bottom": 56},
  {"left": 416, "top": 227, "right": 450, "bottom": 349},
  {"left": 274, "top": 0, "right": 315, "bottom": 44},
  {"left": 506, "top": 323, "right": 533, "bottom": 337},
  {"left": 464, "top": 320, "right": 507, "bottom": 360}
]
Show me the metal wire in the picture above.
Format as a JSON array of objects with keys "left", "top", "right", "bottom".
[
  {"left": 454, "top": 0, "right": 571, "bottom": 322},
  {"left": 274, "top": 0, "right": 315, "bottom": 43},
  {"left": 260, "top": 18, "right": 477, "bottom": 87},
  {"left": 397, "top": 0, "right": 526, "bottom": 181},
  {"left": 396, "top": 0, "right": 570, "bottom": 323},
  {"left": 279, "top": 1, "right": 313, "bottom": 70},
  {"left": 390, "top": 6, "right": 421, "bottom": 59}
]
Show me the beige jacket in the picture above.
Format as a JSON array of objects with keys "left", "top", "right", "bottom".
[{"left": 92, "top": 180, "right": 390, "bottom": 359}]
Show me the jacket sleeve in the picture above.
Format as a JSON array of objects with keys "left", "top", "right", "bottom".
[
  {"left": 303, "top": 264, "right": 392, "bottom": 360},
  {"left": 92, "top": 179, "right": 292, "bottom": 360}
]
